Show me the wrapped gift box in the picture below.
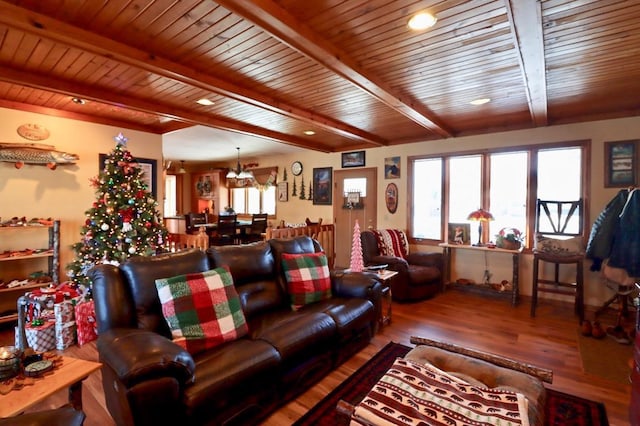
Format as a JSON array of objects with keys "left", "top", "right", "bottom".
[
  {"left": 16, "top": 321, "right": 56, "bottom": 352},
  {"left": 75, "top": 300, "right": 98, "bottom": 346},
  {"left": 54, "top": 299, "right": 77, "bottom": 325},
  {"left": 23, "top": 282, "right": 85, "bottom": 323},
  {"left": 55, "top": 321, "right": 76, "bottom": 350}
]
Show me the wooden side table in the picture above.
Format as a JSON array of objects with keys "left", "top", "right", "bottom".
[
  {"left": 438, "top": 243, "right": 522, "bottom": 306},
  {"left": 0, "top": 356, "right": 101, "bottom": 418},
  {"left": 376, "top": 270, "right": 398, "bottom": 328}
]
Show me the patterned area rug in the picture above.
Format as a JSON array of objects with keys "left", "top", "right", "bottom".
[{"left": 293, "top": 341, "right": 609, "bottom": 426}]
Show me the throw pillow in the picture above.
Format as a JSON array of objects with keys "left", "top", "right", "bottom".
[
  {"left": 534, "top": 234, "right": 584, "bottom": 256},
  {"left": 155, "top": 267, "right": 248, "bottom": 355},
  {"left": 281, "top": 252, "right": 331, "bottom": 310},
  {"left": 373, "top": 229, "right": 409, "bottom": 258}
]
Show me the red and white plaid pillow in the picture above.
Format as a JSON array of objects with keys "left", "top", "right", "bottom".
[
  {"left": 373, "top": 229, "right": 409, "bottom": 258},
  {"left": 155, "top": 267, "right": 248, "bottom": 355},
  {"left": 281, "top": 252, "right": 332, "bottom": 311}
]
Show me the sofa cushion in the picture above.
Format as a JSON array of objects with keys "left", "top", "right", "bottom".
[
  {"left": 184, "top": 338, "right": 281, "bottom": 420},
  {"left": 281, "top": 252, "right": 332, "bottom": 310},
  {"left": 373, "top": 229, "right": 409, "bottom": 258},
  {"left": 250, "top": 310, "right": 336, "bottom": 364},
  {"left": 155, "top": 267, "right": 248, "bottom": 355}
]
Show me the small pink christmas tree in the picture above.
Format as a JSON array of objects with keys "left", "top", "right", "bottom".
[{"left": 349, "top": 219, "right": 364, "bottom": 272}]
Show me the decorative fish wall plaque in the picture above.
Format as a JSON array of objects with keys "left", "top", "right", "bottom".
[{"left": 0, "top": 142, "right": 79, "bottom": 170}]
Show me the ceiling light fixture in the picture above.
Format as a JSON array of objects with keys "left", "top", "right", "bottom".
[
  {"left": 178, "top": 160, "right": 187, "bottom": 174},
  {"left": 71, "top": 97, "right": 86, "bottom": 105},
  {"left": 303, "top": 130, "right": 315, "bottom": 136},
  {"left": 226, "top": 147, "right": 254, "bottom": 181},
  {"left": 470, "top": 98, "right": 491, "bottom": 105},
  {"left": 408, "top": 12, "right": 437, "bottom": 30},
  {"left": 196, "top": 98, "right": 215, "bottom": 106}
]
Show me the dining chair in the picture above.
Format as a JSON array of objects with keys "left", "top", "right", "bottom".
[
  {"left": 210, "top": 214, "right": 238, "bottom": 246},
  {"left": 530, "top": 199, "right": 585, "bottom": 322},
  {"left": 241, "top": 213, "right": 268, "bottom": 244}
]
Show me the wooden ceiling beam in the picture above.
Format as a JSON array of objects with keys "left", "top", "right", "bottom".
[
  {"left": 505, "top": 0, "right": 548, "bottom": 126},
  {"left": 0, "top": 99, "right": 166, "bottom": 134},
  {"left": 217, "top": 0, "right": 454, "bottom": 138},
  {"left": 0, "top": 1, "right": 383, "bottom": 147},
  {"left": 0, "top": 66, "right": 332, "bottom": 153}
]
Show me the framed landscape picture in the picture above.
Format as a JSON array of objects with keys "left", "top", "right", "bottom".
[
  {"left": 341, "top": 151, "right": 365, "bottom": 168},
  {"left": 312, "top": 167, "right": 332, "bottom": 205},
  {"left": 604, "top": 140, "right": 638, "bottom": 187}
]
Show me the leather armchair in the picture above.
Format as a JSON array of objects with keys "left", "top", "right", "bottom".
[{"left": 361, "top": 230, "right": 443, "bottom": 301}]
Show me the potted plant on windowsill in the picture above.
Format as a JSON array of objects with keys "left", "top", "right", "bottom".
[{"left": 495, "top": 228, "right": 524, "bottom": 250}]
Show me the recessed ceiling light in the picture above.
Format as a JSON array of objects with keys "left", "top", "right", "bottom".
[
  {"left": 71, "top": 97, "right": 86, "bottom": 105},
  {"left": 196, "top": 98, "right": 214, "bottom": 106},
  {"left": 470, "top": 98, "right": 491, "bottom": 105},
  {"left": 303, "top": 130, "right": 315, "bottom": 136},
  {"left": 408, "top": 12, "right": 437, "bottom": 30}
]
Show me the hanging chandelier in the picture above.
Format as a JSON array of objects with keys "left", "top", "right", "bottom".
[{"left": 226, "top": 147, "right": 254, "bottom": 180}]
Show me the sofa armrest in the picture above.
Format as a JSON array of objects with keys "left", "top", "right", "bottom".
[
  {"left": 405, "top": 252, "right": 443, "bottom": 269},
  {"left": 331, "top": 270, "right": 383, "bottom": 299},
  {"left": 97, "top": 328, "right": 195, "bottom": 388}
]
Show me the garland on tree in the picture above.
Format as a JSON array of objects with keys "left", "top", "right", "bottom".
[{"left": 66, "top": 133, "right": 168, "bottom": 287}]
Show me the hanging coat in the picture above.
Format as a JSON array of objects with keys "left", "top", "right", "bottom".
[
  {"left": 608, "top": 189, "right": 640, "bottom": 277},
  {"left": 585, "top": 188, "right": 629, "bottom": 271}
]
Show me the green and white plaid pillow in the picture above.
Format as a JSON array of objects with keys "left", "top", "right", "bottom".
[
  {"left": 155, "top": 267, "right": 248, "bottom": 355},
  {"left": 281, "top": 252, "right": 332, "bottom": 311}
]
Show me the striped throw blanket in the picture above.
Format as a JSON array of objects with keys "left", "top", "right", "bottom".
[{"left": 351, "top": 358, "right": 529, "bottom": 426}]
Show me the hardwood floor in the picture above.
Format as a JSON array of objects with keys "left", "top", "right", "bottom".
[{"left": 0, "top": 289, "right": 632, "bottom": 425}]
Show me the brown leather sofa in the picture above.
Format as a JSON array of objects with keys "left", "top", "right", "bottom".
[
  {"left": 360, "top": 230, "right": 444, "bottom": 301},
  {"left": 89, "top": 236, "right": 381, "bottom": 426}
]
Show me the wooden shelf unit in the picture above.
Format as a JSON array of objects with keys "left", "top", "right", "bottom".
[{"left": 0, "top": 220, "right": 60, "bottom": 323}]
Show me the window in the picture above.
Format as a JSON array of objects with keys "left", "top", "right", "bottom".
[
  {"left": 229, "top": 168, "right": 278, "bottom": 216},
  {"left": 409, "top": 142, "right": 587, "bottom": 246},
  {"left": 163, "top": 174, "right": 177, "bottom": 217},
  {"left": 412, "top": 158, "right": 442, "bottom": 239}
]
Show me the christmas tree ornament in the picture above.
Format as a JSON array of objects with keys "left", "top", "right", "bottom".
[{"left": 101, "top": 223, "right": 109, "bottom": 231}]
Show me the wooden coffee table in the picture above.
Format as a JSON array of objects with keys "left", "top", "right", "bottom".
[{"left": 0, "top": 356, "right": 101, "bottom": 418}]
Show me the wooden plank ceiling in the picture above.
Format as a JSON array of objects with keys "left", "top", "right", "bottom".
[{"left": 0, "top": 0, "right": 638, "bottom": 155}]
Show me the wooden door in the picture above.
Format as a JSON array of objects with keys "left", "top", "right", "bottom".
[{"left": 333, "top": 168, "right": 377, "bottom": 268}]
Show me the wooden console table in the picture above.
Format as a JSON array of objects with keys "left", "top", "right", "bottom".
[{"left": 438, "top": 243, "right": 522, "bottom": 306}]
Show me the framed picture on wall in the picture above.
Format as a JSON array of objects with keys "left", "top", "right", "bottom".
[
  {"left": 341, "top": 151, "right": 365, "bottom": 168},
  {"left": 384, "top": 156, "right": 400, "bottom": 179},
  {"left": 312, "top": 167, "right": 333, "bottom": 205},
  {"left": 99, "top": 154, "right": 157, "bottom": 199},
  {"left": 277, "top": 181, "right": 288, "bottom": 201},
  {"left": 604, "top": 140, "right": 638, "bottom": 187}
]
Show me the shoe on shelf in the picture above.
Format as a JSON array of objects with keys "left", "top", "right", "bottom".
[
  {"left": 580, "top": 320, "right": 592, "bottom": 337},
  {"left": 591, "top": 321, "right": 607, "bottom": 339},
  {"left": 606, "top": 325, "right": 631, "bottom": 344}
]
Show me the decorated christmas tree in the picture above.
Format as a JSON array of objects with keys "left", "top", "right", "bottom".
[
  {"left": 349, "top": 219, "right": 364, "bottom": 272},
  {"left": 67, "top": 133, "right": 168, "bottom": 286}
]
